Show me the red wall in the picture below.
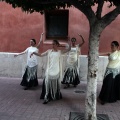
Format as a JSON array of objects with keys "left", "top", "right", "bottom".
[{"left": 0, "top": 2, "right": 120, "bottom": 54}]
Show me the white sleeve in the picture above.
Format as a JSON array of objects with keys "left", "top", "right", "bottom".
[{"left": 41, "top": 50, "right": 49, "bottom": 56}]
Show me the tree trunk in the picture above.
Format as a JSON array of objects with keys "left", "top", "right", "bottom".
[{"left": 85, "top": 26, "right": 101, "bottom": 120}]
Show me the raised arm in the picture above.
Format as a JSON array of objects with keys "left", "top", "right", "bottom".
[
  {"left": 61, "top": 37, "right": 71, "bottom": 54},
  {"left": 78, "top": 33, "right": 85, "bottom": 47},
  {"left": 36, "top": 32, "right": 44, "bottom": 49}
]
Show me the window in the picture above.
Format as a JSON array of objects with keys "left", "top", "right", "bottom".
[{"left": 45, "top": 10, "right": 69, "bottom": 40}]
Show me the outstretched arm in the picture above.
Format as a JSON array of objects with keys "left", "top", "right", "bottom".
[
  {"left": 78, "top": 33, "right": 85, "bottom": 47},
  {"left": 99, "top": 52, "right": 110, "bottom": 56},
  {"left": 36, "top": 32, "right": 44, "bottom": 49},
  {"left": 30, "top": 52, "right": 41, "bottom": 57},
  {"left": 14, "top": 49, "right": 27, "bottom": 57},
  {"left": 30, "top": 50, "right": 49, "bottom": 58}
]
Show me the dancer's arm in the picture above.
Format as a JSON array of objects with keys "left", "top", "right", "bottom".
[
  {"left": 99, "top": 52, "right": 110, "bottom": 56},
  {"left": 36, "top": 32, "right": 44, "bottom": 49},
  {"left": 14, "top": 48, "right": 28, "bottom": 57},
  {"left": 30, "top": 50, "right": 49, "bottom": 57},
  {"left": 77, "top": 33, "right": 85, "bottom": 48}
]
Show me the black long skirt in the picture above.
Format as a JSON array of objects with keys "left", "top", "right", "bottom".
[
  {"left": 62, "top": 67, "right": 80, "bottom": 86},
  {"left": 114, "top": 74, "right": 120, "bottom": 100},
  {"left": 99, "top": 73, "right": 117, "bottom": 103},
  {"left": 20, "top": 66, "right": 38, "bottom": 87},
  {"left": 40, "top": 78, "right": 62, "bottom": 101}
]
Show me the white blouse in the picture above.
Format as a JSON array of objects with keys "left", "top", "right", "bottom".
[
  {"left": 107, "top": 50, "right": 120, "bottom": 69},
  {"left": 25, "top": 46, "right": 38, "bottom": 67},
  {"left": 67, "top": 47, "right": 78, "bottom": 66}
]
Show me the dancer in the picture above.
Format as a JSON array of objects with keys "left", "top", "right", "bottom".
[
  {"left": 98, "top": 41, "right": 120, "bottom": 105},
  {"left": 31, "top": 39, "right": 71, "bottom": 104},
  {"left": 14, "top": 33, "right": 44, "bottom": 90},
  {"left": 61, "top": 33, "right": 85, "bottom": 88}
]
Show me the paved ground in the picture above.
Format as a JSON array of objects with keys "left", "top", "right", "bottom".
[{"left": 0, "top": 77, "right": 120, "bottom": 120}]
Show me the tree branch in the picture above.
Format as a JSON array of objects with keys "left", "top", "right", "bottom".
[
  {"left": 101, "top": 5, "right": 120, "bottom": 28},
  {"left": 70, "top": 0, "right": 96, "bottom": 25},
  {"left": 96, "top": 0, "right": 104, "bottom": 19}
]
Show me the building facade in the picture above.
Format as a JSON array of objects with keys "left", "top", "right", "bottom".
[{"left": 0, "top": 2, "right": 120, "bottom": 54}]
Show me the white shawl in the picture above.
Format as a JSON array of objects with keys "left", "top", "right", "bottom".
[
  {"left": 105, "top": 50, "right": 120, "bottom": 78},
  {"left": 45, "top": 50, "right": 63, "bottom": 83},
  {"left": 107, "top": 50, "right": 120, "bottom": 69}
]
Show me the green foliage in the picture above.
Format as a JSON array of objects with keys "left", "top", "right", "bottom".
[
  {"left": 0, "top": 0, "right": 71, "bottom": 13},
  {"left": 0, "top": 0, "right": 120, "bottom": 13}
]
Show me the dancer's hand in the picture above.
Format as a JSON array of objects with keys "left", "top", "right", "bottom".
[
  {"left": 41, "top": 32, "right": 44, "bottom": 35},
  {"left": 78, "top": 33, "right": 82, "bottom": 37},
  {"left": 30, "top": 52, "right": 34, "bottom": 58},
  {"left": 40, "top": 33, "right": 44, "bottom": 42}
]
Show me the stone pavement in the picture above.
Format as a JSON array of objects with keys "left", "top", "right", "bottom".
[{"left": 0, "top": 77, "right": 120, "bottom": 120}]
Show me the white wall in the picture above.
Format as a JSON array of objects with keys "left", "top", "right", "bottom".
[{"left": 0, "top": 52, "right": 108, "bottom": 81}]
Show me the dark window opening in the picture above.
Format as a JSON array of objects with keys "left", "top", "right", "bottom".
[{"left": 45, "top": 10, "right": 69, "bottom": 40}]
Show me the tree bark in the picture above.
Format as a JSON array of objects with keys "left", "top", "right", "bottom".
[{"left": 85, "top": 24, "right": 102, "bottom": 120}]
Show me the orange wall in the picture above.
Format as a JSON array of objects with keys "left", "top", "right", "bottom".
[{"left": 0, "top": 2, "right": 120, "bottom": 55}]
